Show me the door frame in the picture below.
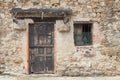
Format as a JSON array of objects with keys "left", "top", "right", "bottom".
[{"left": 26, "top": 22, "right": 56, "bottom": 74}]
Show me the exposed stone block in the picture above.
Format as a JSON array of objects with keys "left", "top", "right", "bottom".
[
  {"left": 100, "top": 2, "right": 106, "bottom": 6},
  {"left": 0, "top": 57, "right": 5, "bottom": 64},
  {"left": 13, "top": 57, "right": 23, "bottom": 64},
  {"left": 0, "top": 13, "right": 5, "bottom": 19},
  {"left": 92, "top": 0, "right": 99, "bottom": 2},
  {"left": 100, "top": 47, "right": 118, "bottom": 56},
  {"left": 78, "top": 0, "right": 88, "bottom": 4},
  {"left": 0, "top": 65, "right": 5, "bottom": 74},
  {"left": 116, "top": 22, "right": 120, "bottom": 31},
  {"left": 50, "top": 0, "right": 60, "bottom": 4},
  {"left": 0, "top": 19, "right": 2, "bottom": 26}
]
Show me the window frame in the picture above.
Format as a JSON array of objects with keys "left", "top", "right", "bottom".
[{"left": 74, "top": 22, "right": 93, "bottom": 46}]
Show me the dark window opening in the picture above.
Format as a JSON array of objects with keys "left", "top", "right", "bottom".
[{"left": 74, "top": 23, "right": 92, "bottom": 46}]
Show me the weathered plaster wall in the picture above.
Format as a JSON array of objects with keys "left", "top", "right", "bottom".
[{"left": 0, "top": 0, "right": 120, "bottom": 76}]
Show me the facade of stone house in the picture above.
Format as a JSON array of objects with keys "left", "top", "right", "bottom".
[{"left": 0, "top": 0, "right": 120, "bottom": 76}]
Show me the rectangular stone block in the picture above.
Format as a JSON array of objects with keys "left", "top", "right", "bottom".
[{"left": 50, "top": 0, "right": 60, "bottom": 4}]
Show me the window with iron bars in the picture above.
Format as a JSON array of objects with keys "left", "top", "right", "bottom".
[{"left": 74, "top": 23, "right": 92, "bottom": 46}]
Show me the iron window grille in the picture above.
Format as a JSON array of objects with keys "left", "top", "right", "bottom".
[{"left": 74, "top": 23, "right": 92, "bottom": 46}]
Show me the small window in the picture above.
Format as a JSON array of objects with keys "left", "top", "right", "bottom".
[{"left": 74, "top": 23, "right": 92, "bottom": 46}]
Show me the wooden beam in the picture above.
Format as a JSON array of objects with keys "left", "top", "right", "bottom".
[{"left": 10, "top": 8, "right": 72, "bottom": 18}]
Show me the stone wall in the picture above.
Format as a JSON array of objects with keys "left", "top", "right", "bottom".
[{"left": 0, "top": 0, "right": 120, "bottom": 76}]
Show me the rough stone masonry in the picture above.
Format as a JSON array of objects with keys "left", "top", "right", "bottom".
[{"left": 0, "top": 0, "right": 120, "bottom": 77}]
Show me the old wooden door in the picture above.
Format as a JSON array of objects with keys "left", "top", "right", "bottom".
[{"left": 29, "top": 22, "right": 54, "bottom": 74}]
